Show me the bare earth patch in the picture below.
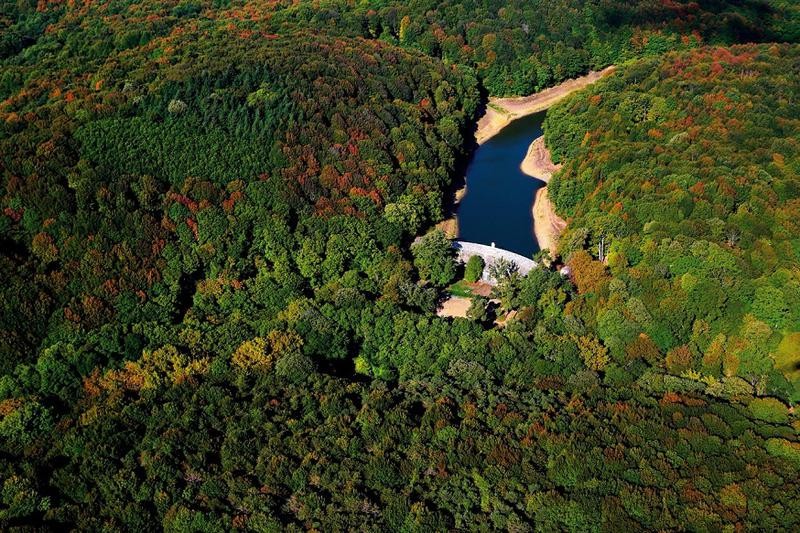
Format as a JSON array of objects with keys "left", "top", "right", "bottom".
[
  {"left": 468, "top": 282, "right": 493, "bottom": 297},
  {"left": 437, "top": 296, "right": 472, "bottom": 318},
  {"left": 435, "top": 217, "right": 459, "bottom": 239},
  {"left": 494, "top": 309, "right": 517, "bottom": 328}
]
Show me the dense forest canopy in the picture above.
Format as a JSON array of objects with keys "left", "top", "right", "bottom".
[
  {"left": 545, "top": 43, "right": 800, "bottom": 400},
  {"left": 1, "top": 0, "right": 799, "bottom": 530},
  {"left": 3, "top": 0, "right": 800, "bottom": 100}
]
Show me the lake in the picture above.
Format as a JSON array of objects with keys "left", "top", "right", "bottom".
[{"left": 457, "top": 111, "right": 547, "bottom": 258}]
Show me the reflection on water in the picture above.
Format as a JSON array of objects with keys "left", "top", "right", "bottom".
[{"left": 457, "top": 111, "right": 547, "bottom": 258}]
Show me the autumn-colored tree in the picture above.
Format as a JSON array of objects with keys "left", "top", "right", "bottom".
[
  {"left": 666, "top": 345, "right": 693, "bottom": 374},
  {"left": 232, "top": 337, "right": 273, "bottom": 372},
  {"left": 575, "top": 335, "right": 610, "bottom": 371},
  {"left": 702, "top": 334, "right": 726, "bottom": 375},
  {"left": 625, "top": 333, "right": 661, "bottom": 364},
  {"left": 30, "top": 232, "right": 58, "bottom": 264},
  {"left": 568, "top": 250, "right": 609, "bottom": 295}
]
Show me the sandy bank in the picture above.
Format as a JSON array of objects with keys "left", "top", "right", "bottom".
[
  {"left": 521, "top": 138, "right": 566, "bottom": 255},
  {"left": 462, "top": 66, "right": 614, "bottom": 253},
  {"left": 474, "top": 66, "right": 616, "bottom": 145},
  {"left": 512, "top": 69, "right": 614, "bottom": 254},
  {"left": 532, "top": 187, "right": 566, "bottom": 255},
  {"left": 436, "top": 184, "right": 467, "bottom": 238},
  {"left": 520, "top": 137, "right": 562, "bottom": 182}
]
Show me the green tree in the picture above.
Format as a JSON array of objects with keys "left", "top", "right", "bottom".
[
  {"left": 412, "top": 230, "right": 456, "bottom": 287},
  {"left": 488, "top": 257, "right": 518, "bottom": 283},
  {"left": 464, "top": 255, "right": 485, "bottom": 283},
  {"left": 576, "top": 335, "right": 610, "bottom": 371},
  {"left": 383, "top": 197, "right": 424, "bottom": 235},
  {"left": 0, "top": 399, "right": 53, "bottom": 454},
  {"left": 0, "top": 476, "right": 50, "bottom": 522},
  {"left": 748, "top": 397, "right": 789, "bottom": 423},
  {"left": 467, "top": 296, "right": 490, "bottom": 323},
  {"left": 752, "top": 286, "right": 789, "bottom": 330}
]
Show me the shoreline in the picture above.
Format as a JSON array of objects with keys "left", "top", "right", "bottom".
[
  {"left": 520, "top": 136, "right": 562, "bottom": 181},
  {"left": 445, "top": 65, "right": 615, "bottom": 247},
  {"left": 519, "top": 137, "right": 567, "bottom": 255},
  {"left": 435, "top": 185, "right": 466, "bottom": 238},
  {"left": 532, "top": 186, "right": 566, "bottom": 255},
  {"left": 474, "top": 66, "right": 616, "bottom": 145}
]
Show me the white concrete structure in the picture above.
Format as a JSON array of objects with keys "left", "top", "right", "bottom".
[{"left": 453, "top": 241, "right": 537, "bottom": 284}]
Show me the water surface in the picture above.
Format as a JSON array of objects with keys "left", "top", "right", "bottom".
[{"left": 457, "top": 111, "right": 547, "bottom": 258}]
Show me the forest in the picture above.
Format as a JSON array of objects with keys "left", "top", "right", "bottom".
[
  {"left": 545, "top": 44, "right": 800, "bottom": 402},
  {"left": 1, "top": 0, "right": 800, "bottom": 530}
]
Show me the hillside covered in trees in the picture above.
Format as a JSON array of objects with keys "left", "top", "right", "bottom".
[
  {"left": 1, "top": 0, "right": 800, "bottom": 530},
  {"left": 545, "top": 44, "right": 800, "bottom": 401}
]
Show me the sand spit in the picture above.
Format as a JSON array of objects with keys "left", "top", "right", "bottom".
[{"left": 520, "top": 136, "right": 562, "bottom": 181}]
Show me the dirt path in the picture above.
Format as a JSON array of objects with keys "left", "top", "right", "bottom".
[{"left": 474, "top": 66, "right": 616, "bottom": 145}]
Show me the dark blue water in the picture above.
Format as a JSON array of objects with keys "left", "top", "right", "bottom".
[{"left": 458, "top": 111, "right": 547, "bottom": 258}]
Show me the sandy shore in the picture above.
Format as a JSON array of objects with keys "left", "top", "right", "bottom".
[
  {"left": 532, "top": 187, "right": 566, "bottom": 255},
  {"left": 520, "top": 137, "right": 562, "bottom": 180},
  {"left": 509, "top": 69, "right": 615, "bottom": 255},
  {"left": 435, "top": 185, "right": 467, "bottom": 238},
  {"left": 457, "top": 66, "right": 614, "bottom": 252},
  {"left": 521, "top": 139, "right": 567, "bottom": 255},
  {"left": 474, "top": 66, "right": 616, "bottom": 145}
]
